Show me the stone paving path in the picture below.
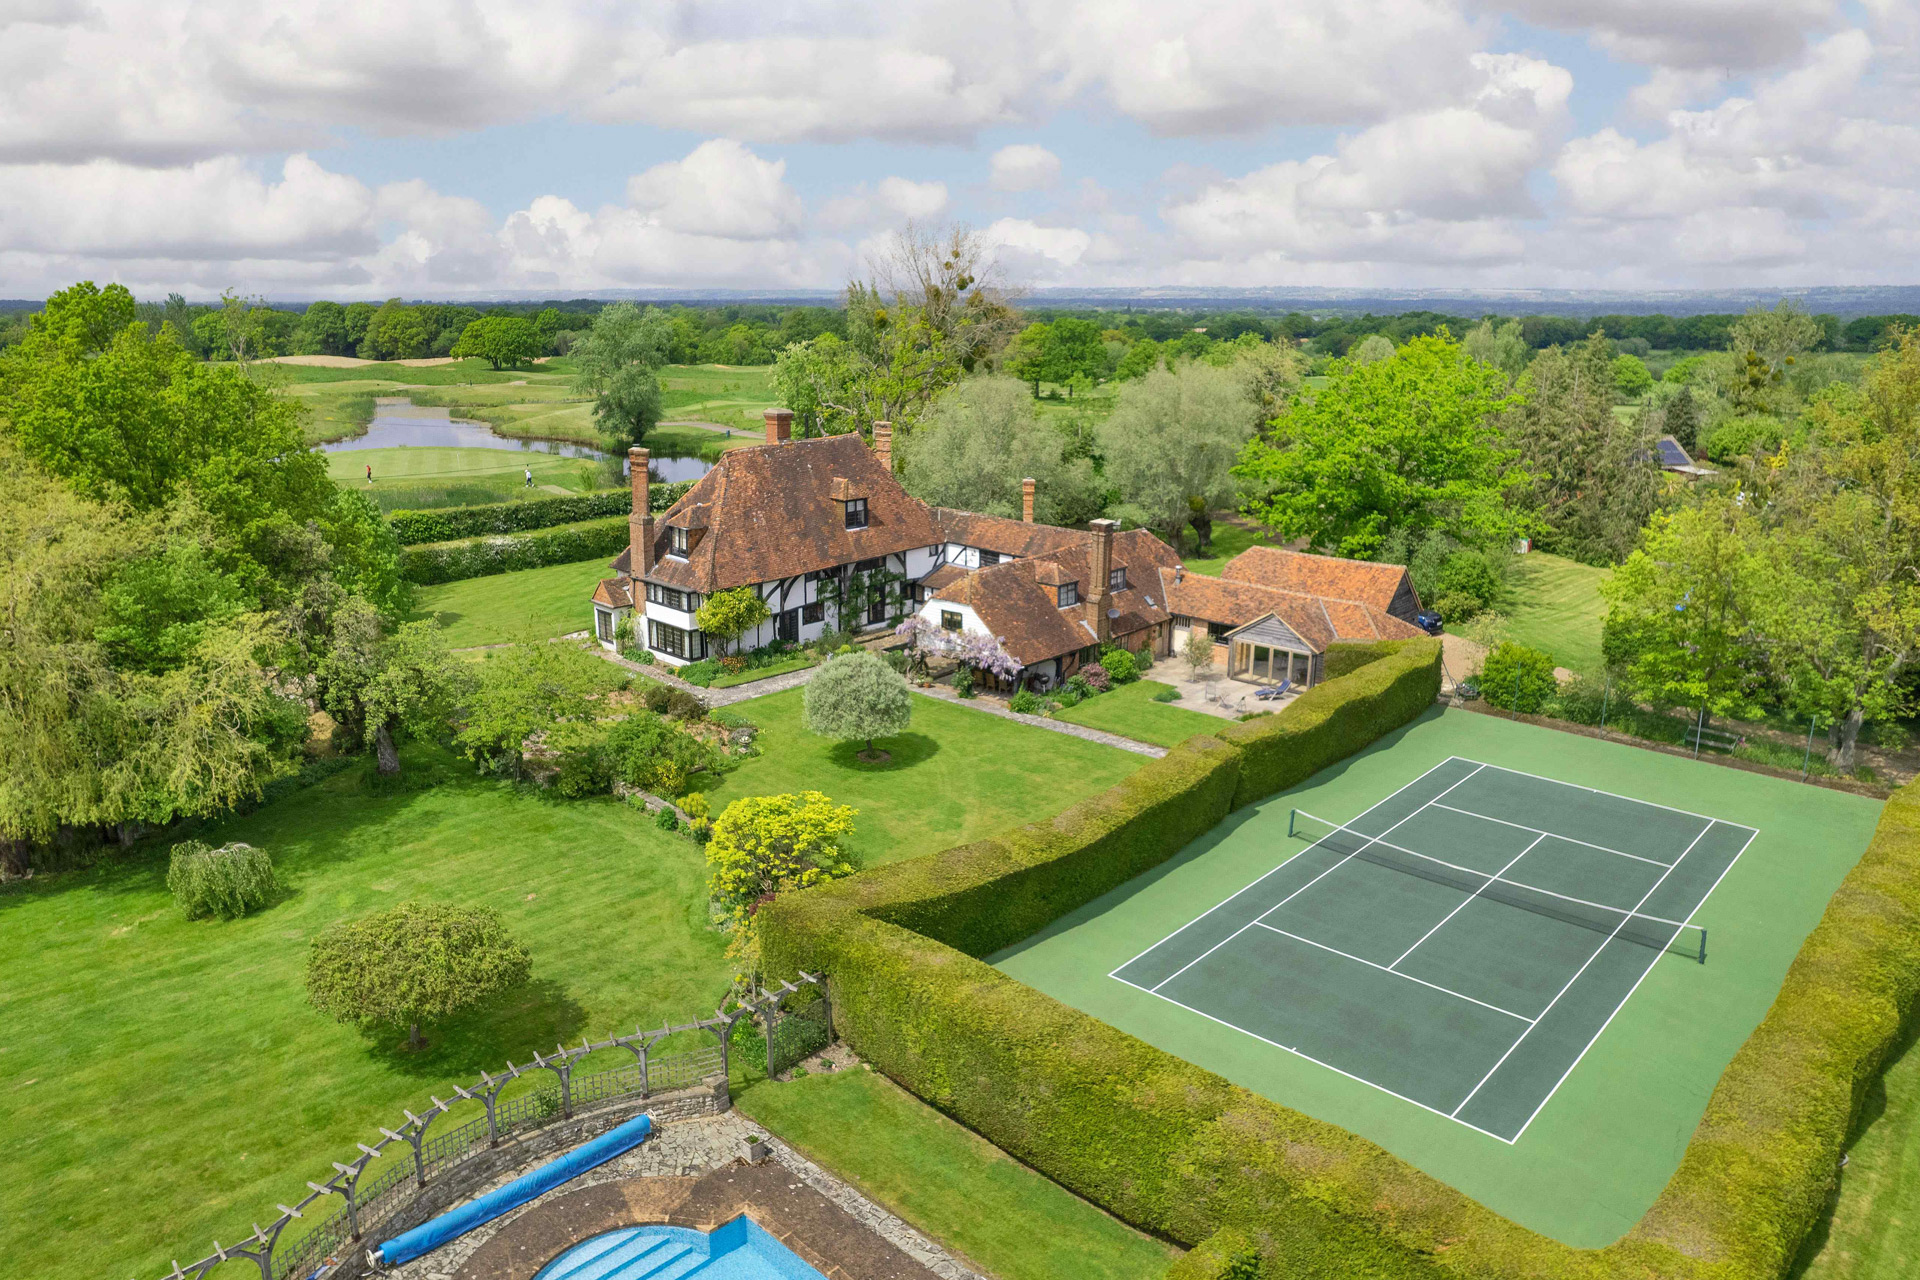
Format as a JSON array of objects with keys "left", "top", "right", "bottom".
[
  {"left": 910, "top": 684, "right": 1168, "bottom": 757},
  {"left": 391, "top": 1104, "right": 986, "bottom": 1280}
]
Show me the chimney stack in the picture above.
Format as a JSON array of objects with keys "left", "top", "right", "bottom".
[
  {"left": 628, "top": 447, "right": 654, "bottom": 581},
  {"left": 873, "top": 421, "right": 893, "bottom": 473},
  {"left": 1021, "top": 477, "right": 1036, "bottom": 523},
  {"left": 765, "top": 408, "right": 793, "bottom": 445},
  {"left": 1087, "top": 518, "right": 1117, "bottom": 644}
]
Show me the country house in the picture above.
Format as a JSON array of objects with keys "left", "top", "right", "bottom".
[{"left": 591, "top": 409, "right": 1423, "bottom": 692}]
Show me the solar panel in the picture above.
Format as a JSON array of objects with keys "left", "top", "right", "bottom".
[{"left": 1656, "top": 437, "right": 1691, "bottom": 468}]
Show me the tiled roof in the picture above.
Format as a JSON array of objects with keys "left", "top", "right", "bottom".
[
  {"left": 591, "top": 576, "right": 633, "bottom": 609},
  {"left": 639, "top": 434, "right": 942, "bottom": 594},
  {"left": 1159, "top": 569, "right": 1423, "bottom": 650},
  {"left": 932, "top": 529, "right": 1180, "bottom": 667},
  {"left": 1219, "top": 546, "right": 1418, "bottom": 616},
  {"left": 929, "top": 508, "right": 1083, "bottom": 559},
  {"left": 919, "top": 563, "right": 970, "bottom": 592}
]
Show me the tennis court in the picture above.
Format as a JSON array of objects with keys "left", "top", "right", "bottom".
[{"left": 1110, "top": 755, "right": 1757, "bottom": 1143}]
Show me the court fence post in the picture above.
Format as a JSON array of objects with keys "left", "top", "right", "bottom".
[
  {"left": 1599, "top": 675, "right": 1610, "bottom": 734},
  {"left": 1801, "top": 715, "right": 1818, "bottom": 781},
  {"left": 1693, "top": 706, "right": 1706, "bottom": 758}
]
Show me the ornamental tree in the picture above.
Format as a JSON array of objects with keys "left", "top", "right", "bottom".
[
  {"left": 705, "top": 792, "right": 857, "bottom": 963},
  {"left": 695, "top": 586, "right": 771, "bottom": 655},
  {"left": 802, "top": 652, "right": 912, "bottom": 759},
  {"left": 305, "top": 902, "right": 532, "bottom": 1051}
]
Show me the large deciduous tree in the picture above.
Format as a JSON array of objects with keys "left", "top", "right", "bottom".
[
  {"left": 306, "top": 902, "right": 533, "bottom": 1052},
  {"left": 318, "top": 597, "right": 471, "bottom": 776},
  {"left": 450, "top": 316, "right": 543, "bottom": 370},
  {"left": 802, "top": 652, "right": 912, "bottom": 760},
  {"left": 1235, "top": 332, "right": 1525, "bottom": 559},
  {"left": 1098, "top": 360, "right": 1255, "bottom": 551},
  {"left": 899, "top": 377, "right": 1103, "bottom": 525},
  {"left": 570, "top": 302, "right": 671, "bottom": 447},
  {"left": 454, "top": 640, "right": 623, "bottom": 776}
]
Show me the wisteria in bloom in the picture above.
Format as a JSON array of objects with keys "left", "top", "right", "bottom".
[{"left": 895, "top": 616, "right": 1023, "bottom": 679}]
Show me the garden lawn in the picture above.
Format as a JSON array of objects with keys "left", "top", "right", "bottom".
[
  {"left": 412, "top": 556, "right": 610, "bottom": 648},
  {"left": 699, "top": 688, "right": 1144, "bottom": 866},
  {"left": 1171, "top": 520, "right": 1278, "bottom": 577},
  {"left": 1795, "top": 1025, "right": 1920, "bottom": 1280},
  {"left": 326, "top": 446, "right": 604, "bottom": 505},
  {"left": 0, "top": 750, "right": 732, "bottom": 1280},
  {"left": 735, "top": 1068, "right": 1177, "bottom": 1280},
  {"left": 1053, "top": 678, "right": 1222, "bottom": 748},
  {"left": 1506, "top": 551, "right": 1610, "bottom": 673}
]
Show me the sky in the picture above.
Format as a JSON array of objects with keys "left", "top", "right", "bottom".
[{"left": 1, "top": 0, "right": 1915, "bottom": 299}]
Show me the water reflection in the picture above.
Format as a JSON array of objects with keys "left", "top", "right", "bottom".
[{"left": 320, "top": 400, "right": 713, "bottom": 482}]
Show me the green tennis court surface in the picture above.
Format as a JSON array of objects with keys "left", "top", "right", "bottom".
[{"left": 1111, "top": 757, "right": 1754, "bottom": 1142}]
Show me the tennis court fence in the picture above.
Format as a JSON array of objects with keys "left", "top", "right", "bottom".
[{"left": 1289, "top": 809, "right": 1709, "bottom": 963}]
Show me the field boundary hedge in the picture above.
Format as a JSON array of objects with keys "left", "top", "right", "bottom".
[
  {"left": 398, "top": 517, "right": 629, "bottom": 585},
  {"left": 762, "top": 636, "right": 1920, "bottom": 1280},
  {"left": 387, "top": 480, "right": 695, "bottom": 544}
]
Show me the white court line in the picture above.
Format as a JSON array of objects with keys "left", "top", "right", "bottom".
[
  {"left": 1105, "top": 756, "right": 1468, "bottom": 979},
  {"left": 1504, "top": 822, "right": 1760, "bottom": 1143},
  {"left": 1427, "top": 802, "right": 1673, "bottom": 868},
  {"left": 1111, "top": 970, "right": 1518, "bottom": 1145},
  {"left": 1138, "top": 764, "right": 1489, "bottom": 995},
  {"left": 1251, "top": 922, "right": 1534, "bottom": 1023},
  {"left": 1449, "top": 815, "right": 1720, "bottom": 1121},
  {"left": 1389, "top": 833, "right": 1547, "bottom": 970},
  {"left": 1469, "top": 760, "right": 1760, "bottom": 833}
]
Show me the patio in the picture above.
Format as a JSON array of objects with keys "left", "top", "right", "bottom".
[{"left": 1144, "top": 667, "right": 1301, "bottom": 720}]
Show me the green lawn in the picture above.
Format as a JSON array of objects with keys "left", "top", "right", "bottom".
[
  {"left": 709, "top": 652, "right": 820, "bottom": 688},
  {"left": 1505, "top": 552, "right": 1611, "bottom": 672},
  {"left": 736, "top": 1068, "right": 1177, "bottom": 1280},
  {"left": 326, "top": 446, "right": 607, "bottom": 508},
  {"left": 1053, "top": 678, "right": 1223, "bottom": 748},
  {"left": 0, "top": 752, "right": 733, "bottom": 1280},
  {"left": 701, "top": 688, "right": 1144, "bottom": 866},
  {"left": 659, "top": 364, "right": 778, "bottom": 423},
  {"left": 270, "top": 357, "right": 543, "bottom": 385},
  {"left": 1795, "top": 1025, "right": 1920, "bottom": 1280},
  {"left": 411, "top": 557, "right": 610, "bottom": 648},
  {"left": 1171, "top": 521, "right": 1278, "bottom": 576}
]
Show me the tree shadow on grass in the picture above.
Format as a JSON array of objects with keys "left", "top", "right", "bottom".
[
  {"left": 826, "top": 733, "right": 940, "bottom": 773},
  {"left": 364, "top": 977, "right": 590, "bottom": 1080}
]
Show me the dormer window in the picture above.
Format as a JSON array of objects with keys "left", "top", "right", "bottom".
[
  {"left": 1057, "top": 582, "right": 1079, "bottom": 608},
  {"left": 844, "top": 498, "right": 869, "bottom": 530},
  {"left": 1108, "top": 567, "right": 1128, "bottom": 591},
  {"left": 667, "top": 526, "right": 689, "bottom": 558}
]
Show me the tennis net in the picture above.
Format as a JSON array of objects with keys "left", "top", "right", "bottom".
[{"left": 1288, "top": 808, "right": 1708, "bottom": 963}]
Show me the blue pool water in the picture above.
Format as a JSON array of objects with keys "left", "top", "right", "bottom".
[{"left": 531, "top": 1217, "right": 827, "bottom": 1280}]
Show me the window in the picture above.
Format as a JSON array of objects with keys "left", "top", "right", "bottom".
[
  {"left": 802, "top": 601, "right": 824, "bottom": 624},
  {"left": 854, "top": 556, "right": 883, "bottom": 573},
  {"left": 940, "top": 610, "right": 963, "bottom": 631},
  {"left": 648, "top": 619, "right": 696, "bottom": 659},
  {"left": 595, "top": 609, "right": 613, "bottom": 642},
  {"left": 844, "top": 498, "right": 869, "bottom": 529},
  {"left": 1108, "top": 566, "right": 1128, "bottom": 591},
  {"left": 979, "top": 549, "right": 1002, "bottom": 566},
  {"left": 667, "top": 526, "right": 689, "bottom": 558},
  {"left": 1207, "top": 621, "right": 1232, "bottom": 641},
  {"left": 868, "top": 596, "right": 887, "bottom": 624},
  {"left": 646, "top": 582, "right": 688, "bottom": 611},
  {"left": 1057, "top": 582, "right": 1079, "bottom": 608}
]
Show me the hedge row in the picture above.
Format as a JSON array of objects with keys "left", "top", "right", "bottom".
[
  {"left": 1167, "top": 1229, "right": 1259, "bottom": 1280},
  {"left": 762, "top": 635, "right": 1920, "bottom": 1280},
  {"left": 397, "top": 517, "right": 629, "bottom": 585},
  {"left": 386, "top": 479, "right": 696, "bottom": 545}
]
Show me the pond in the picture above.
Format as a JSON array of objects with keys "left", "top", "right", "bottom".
[{"left": 320, "top": 400, "right": 714, "bottom": 482}]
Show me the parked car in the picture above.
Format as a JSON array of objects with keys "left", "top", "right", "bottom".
[{"left": 1414, "top": 609, "right": 1445, "bottom": 635}]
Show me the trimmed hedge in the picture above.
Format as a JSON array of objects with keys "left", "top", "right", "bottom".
[
  {"left": 762, "top": 633, "right": 1920, "bottom": 1280},
  {"left": 1168, "top": 1229, "right": 1260, "bottom": 1280},
  {"left": 397, "top": 517, "right": 629, "bottom": 585},
  {"left": 386, "top": 480, "right": 695, "bottom": 545}
]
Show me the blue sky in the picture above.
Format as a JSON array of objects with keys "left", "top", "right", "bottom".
[{"left": 0, "top": 1, "right": 1911, "bottom": 298}]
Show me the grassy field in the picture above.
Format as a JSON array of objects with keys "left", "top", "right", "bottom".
[
  {"left": 702, "top": 688, "right": 1144, "bottom": 867},
  {"left": 1172, "top": 520, "right": 1279, "bottom": 576},
  {"left": 410, "top": 558, "right": 610, "bottom": 648},
  {"left": 325, "top": 445, "right": 606, "bottom": 508},
  {"left": 271, "top": 357, "right": 543, "bottom": 385},
  {"left": 1505, "top": 552, "right": 1611, "bottom": 673},
  {"left": 1795, "top": 1025, "right": 1920, "bottom": 1280},
  {"left": 1054, "top": 678, "right": 1223, "bottom": 748},
  {"left": 659, "top": 364, "right": 778, "bottom": 424},
  {"left": 0, "top": 751, "right": 734, "bottom": 1280},
  {"left": 736, "top": 1068, "right": 1178, "bottom": 1280}
]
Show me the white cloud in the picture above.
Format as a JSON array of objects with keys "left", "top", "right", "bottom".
[
  {"left": 989, "top": 144, "right": 1061, "bottom": 191},
  {"left": 876, "top": 176, "right": 950, "bottom": 218},
  {"left": 1492, "top": 0, "right": 1838, "bottom": 71},
  {"left": 625, "top": 139, "right": 803, "bottom": 239}
]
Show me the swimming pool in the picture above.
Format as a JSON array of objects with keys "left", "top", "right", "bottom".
[{"left": 531, "top": 1217, "right": 826, "bottom": 1280}]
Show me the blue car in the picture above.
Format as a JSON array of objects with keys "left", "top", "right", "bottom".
[{"left": 1414, "top": 609, "right": 1444, "bottom": 635}]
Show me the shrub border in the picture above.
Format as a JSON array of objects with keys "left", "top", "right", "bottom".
[
  {"left": 386, "top": 481, "right": 694, "bottom": 545},
  {"left": 398, "top": 517, "right": 630, "bottom": 586},
  {"left": 763, "top": 636, "right": 1920, "bottom": 1279}
]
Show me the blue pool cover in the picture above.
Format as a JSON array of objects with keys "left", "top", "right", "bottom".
[{"left": 532, "top": 1218, "right": 828, "bottom": 1280}]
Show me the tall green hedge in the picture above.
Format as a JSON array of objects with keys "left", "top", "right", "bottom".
[
  {"left": 386, "top": 479, "right": 696, "bottom": 545},
  {"left": 762, "top": 636, "right": 1920, "bottom": 1280},
  {"left": 397, "top": 517, "right": 630, "bottom": 585}
]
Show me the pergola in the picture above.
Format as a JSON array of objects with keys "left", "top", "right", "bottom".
[{"left": 1224, "top": 613, "right": 1321, "bottom": 687}]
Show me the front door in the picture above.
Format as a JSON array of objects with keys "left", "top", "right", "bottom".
[{"left": 776, "top": 607, "right": 800, "bottom": 643}]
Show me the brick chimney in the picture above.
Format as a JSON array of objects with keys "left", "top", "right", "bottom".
[
  {"left": 765, "top": 408, "right": 793, "bottom": 445},
  {"left": 873, "top": 421, "right": 893, "bottom": 472},
  {"left": 628, "top": 447, "right": 654, "bottom": 581},
  {"left": 1087, "top": 518, "right": 1117, "bottom": 643},
  {"left": 1022, "top": 477, "right": 1036, "bottom": 523}
]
